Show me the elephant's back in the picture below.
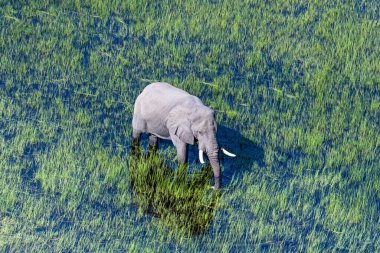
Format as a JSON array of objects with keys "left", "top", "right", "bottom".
[
  {"left": 137, "top": 82, "right": 189, "bottom": 116},
  {"left": 138, "top": 82, "right": 193, "bottom": 110},
  {"left": 142, "top": 82, "right": 190, "bottom": 98}
]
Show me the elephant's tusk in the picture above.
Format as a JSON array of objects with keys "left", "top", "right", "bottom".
[
  {"left": 221, "top": 147, "right": 236, "bottom": 157},
  {"left": 199, "top": 150, "right": 205, "bottom": 164}
]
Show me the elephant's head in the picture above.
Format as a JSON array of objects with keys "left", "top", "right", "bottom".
[{"left": 168, "top": 104, "right": 236, "bottom": 189}]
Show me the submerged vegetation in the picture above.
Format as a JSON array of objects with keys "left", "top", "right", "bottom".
[{"left": 0, "top": 0, "right": 379, "bottom": 251}]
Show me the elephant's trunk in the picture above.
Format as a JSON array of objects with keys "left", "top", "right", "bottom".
[{"left": 207, "top": 148, "right": 221, "bottom": 189}]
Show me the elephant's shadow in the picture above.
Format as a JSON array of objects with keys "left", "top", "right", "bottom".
[
  {"left": 149, "top": 124, "right": 265, "bottom": 187},
  {"left": 214, "top": 125, "right": 264, "bottom": 185}
]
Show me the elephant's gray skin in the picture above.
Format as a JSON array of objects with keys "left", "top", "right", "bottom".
[{"left": 132, "top": 82, "right": 234, "bottom": 189}]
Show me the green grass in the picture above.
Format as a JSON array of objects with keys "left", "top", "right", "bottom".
[{"left": 0, "top": 0, "right": 379, "bottom": 251}]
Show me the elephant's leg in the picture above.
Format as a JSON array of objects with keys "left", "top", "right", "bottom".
[
  {"left": 175, "top": 141, "right": 188, "bottom": 164},
  {"left": 132, "top": 128, "right": 142, "bottom": 156},
  {"left": 172, "top": 140, "right": 188, "bottom": 181},
  {"left": 148, "top": 134, "right": 158, "bottom": 156},
  {"left": 170, "top": 134, "right": 188, "bottom": 164}
]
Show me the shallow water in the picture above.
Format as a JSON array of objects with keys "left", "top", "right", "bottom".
[{"left": 1, "top": 2, "right": 379, "bottom": 251}]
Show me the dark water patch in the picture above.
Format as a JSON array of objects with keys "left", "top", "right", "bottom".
[
  {"left": 0, "top": 120, "right": 16, "bottom": 141},
  {"left": 290, "top": 59, "right": 305, "bottom": 80},
  {"left": 0, "top": 78, "right": 16, "bottom": 94},
  {"left": 108, "top": 16, "right": 122, "bottom": 36},
  {"left": 313, "top": 189, "right": 322, "bottom": 208},
  {"left": 340, "top": 167, "right": 350, "bottom": 182},
  {"left": 31, "top": 16, "right": 40, "bottom": 25},
  {"left": 89, "top": 33, "right": 102, "bottom": 48},
  {"left": 99, "top": 128, "right": 128, "bottom": 156},
  {"left": 20, "top": 155, "right": 43, "bottom": 194},
  {"left": 90, "top": 195, "right": 119, "bottom": 215},
  {"left": 282, "top": 8, "right": 291, "bottom": 17},
  {"left": 112, "top": 36, "right": 125, "bottom": 45},
  {"left": 294, "top": 4, "right": 307, "bottom": 17},
  {"left": 138, "top": 35, "right": 146, "bottom": 45},
  {"left": 23, "top": 142, "right": 47, "bottom": 156},
  {"left": 70, "top": 91, "right": 96, "bottom": 110},
  {"left": 105, "top": 14, "right": 137, "bottom": 47},
  {"left": 149, "top": 34, "right": 157, "bottom": 46},
  {"left": 52, "top": 217, "right": 73, "bottom": 233},
  {"left": 82, "top": 50, "right": 90, "bottom": 69},
  {"left": 108, "top": 26, "right": 128, "bottom": 46}
]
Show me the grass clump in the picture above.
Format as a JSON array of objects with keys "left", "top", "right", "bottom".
[{"left": 129, "top": 152, "right": 219, "bottom": 235}]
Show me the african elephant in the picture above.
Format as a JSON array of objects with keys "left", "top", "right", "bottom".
[{"left": 132, "top": 82, "right": 235, "bottom": 189}]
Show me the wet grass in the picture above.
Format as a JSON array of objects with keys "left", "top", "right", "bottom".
[{"left": 1, "top": 0, "right": 379, "bottom": 252}]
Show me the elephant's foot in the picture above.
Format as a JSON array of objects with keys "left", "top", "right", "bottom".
[
  {"left": 148, "top": 144, "right": 158, "bottom": 156},
  {"left": 148, "top": 135, "right": 158, "bottom": 157},
  {"left": 211, "top": 176, "right": 221, "bottom": 190}
]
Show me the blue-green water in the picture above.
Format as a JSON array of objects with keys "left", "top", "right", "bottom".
[{"left": 1, "top": 1, "right": 379, "bottom": 251}]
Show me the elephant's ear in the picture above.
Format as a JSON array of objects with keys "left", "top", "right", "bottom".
[
  {"left": 174, "top": 123, "right": 194, "bottom": 144},
  {"left": 167, "top": 108, "right": 194, "bottom": 145}
]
